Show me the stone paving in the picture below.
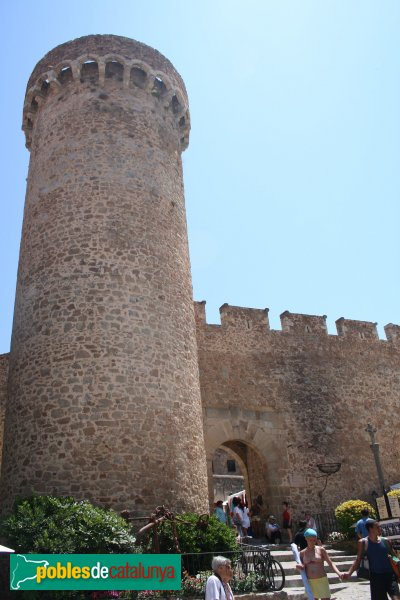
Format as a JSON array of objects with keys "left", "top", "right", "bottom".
[
  {"left": 331, "top": 579, "right": 371, "bottom": 599},
  {"left": 288, "top": 578, "right": 371, "bottom": 599}
]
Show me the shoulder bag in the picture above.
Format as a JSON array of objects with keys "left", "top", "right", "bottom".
[{"left": 357, "top": 538, "right": 370, "bottom": 580}]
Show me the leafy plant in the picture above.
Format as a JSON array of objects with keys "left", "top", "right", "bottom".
[
  {"left": 334, "top": 499, "right": 376, "bottom": 539},
  {"left": 231, "top": 571, "right": 265, "bottom": 593},
  {"left": 141, "top": 513, "right": 238, "bottom": 575},
  {"left": 0, "top": 495, "right": 137, "bottom": 554},
  {"left": 146, "top": 514, "right": 238, "bottom": 555}
]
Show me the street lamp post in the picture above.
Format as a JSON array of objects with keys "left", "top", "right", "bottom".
[{"left": 365, "top": 423, "right": 392, "bottom": 518}]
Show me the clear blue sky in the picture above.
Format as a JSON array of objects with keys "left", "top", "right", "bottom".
[{"left": 1, "top": 0, "right": 399, "bottom": 354}]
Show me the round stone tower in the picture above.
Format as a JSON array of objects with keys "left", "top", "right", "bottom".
[{"left": 1, "top": 35, "right": 209, "bottom": 515}]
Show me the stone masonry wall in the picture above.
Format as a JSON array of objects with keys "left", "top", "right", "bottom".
[
  {"left": 0, "top": 354, "right": 9, "bottom": 476},
  {"left": 0, "top": 36, "right": 208, "bottom": 516},
  {"left": 196, "top": 302, "right": 400, "bottom": 520}
]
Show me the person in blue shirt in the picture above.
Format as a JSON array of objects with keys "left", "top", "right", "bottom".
[
  {"left": 214, "top": 500, "right": 227, "bottom": 524},
  {"left": 344, "top": 519, "right": 400, "bottom": 600},
  {"left": 355, "top": 508, "right": 372, "bottom": 539}
]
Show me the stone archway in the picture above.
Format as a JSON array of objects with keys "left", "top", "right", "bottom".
[{"left": 203, "top": 406, "right": 291, "bottom": 519}]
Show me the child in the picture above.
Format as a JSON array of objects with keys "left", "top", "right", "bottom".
[{"left": 296, "top": 528, "right": 342, "bottom": 600}]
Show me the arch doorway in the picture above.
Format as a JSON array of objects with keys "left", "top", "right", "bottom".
[
  {"left": 210, "top": 440, "right": 272, "bottom": 538},
  {"left": 204, "top": 408, "right": 291, "bottom": 524}
]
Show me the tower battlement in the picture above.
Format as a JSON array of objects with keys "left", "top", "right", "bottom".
[
  {"left": 23, "top": 35, "right": 190, "bottom": 150},
  {"left": 195, "top": 301, "right": 398, "bottom": 342}
]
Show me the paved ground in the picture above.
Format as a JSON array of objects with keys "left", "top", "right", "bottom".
[
  {"left": 289, "top": 578, "right": 371, "bottom": 599},
  {"left": 333, "top": 579, "right": 371, "bottom": 598}
]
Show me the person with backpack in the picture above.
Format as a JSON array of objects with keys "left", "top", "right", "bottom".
[
  {"left": 343, "top": 519, "right": 400, "bottom": 599},
  {"left": 205, "top": 556, "right": 234, "bottom": 600}
]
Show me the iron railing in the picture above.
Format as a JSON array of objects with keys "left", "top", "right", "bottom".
[
  {"left": 181, "top": 545, "right": 285, "bottom": 593},
  {"left": 314, "top": 512, "right": 339, "bottom": 540}
]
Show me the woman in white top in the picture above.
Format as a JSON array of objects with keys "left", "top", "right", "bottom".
[
  {"left": 205, "top": 556, "right": 234, "bottom": 600},
  {"left": 241, "top": 503, "right": 251, "bottom": 536}
]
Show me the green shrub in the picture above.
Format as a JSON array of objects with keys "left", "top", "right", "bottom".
[
  {"left": 141, "top": 513, "right": 238, "bottom": 574},
  {"left": 0, "top": 495, "right": 137, "bottom": 554},
  {"left": 334, "top": 499, "right": 376, "bottom": 539},
  {"left": 151, "top": 513, "right": 238, "bottom": 555}
]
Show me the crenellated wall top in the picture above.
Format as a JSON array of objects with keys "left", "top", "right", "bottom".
[
  {"left": 194, "top": 301, "right": 400, "bottom": 343},
  {"left": 23, "top": 35, "right": 190, "bottom": 151}
]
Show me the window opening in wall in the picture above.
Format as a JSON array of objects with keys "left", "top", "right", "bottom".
[
  {"left": 40, "top": 80, "right": 50, "bottom": 95},
  {"left": 151, "top": 76, "right": 167, "bottom": 98},
  {"left": 81, "top": 61, "right": 99, "bottom": 82},
  {"left": 227, "top": 460, "right": 236, "bottom": 473},
  {"left": 59, "top": 66, "right": 73, "bottom": 85},
  {"left": 130, "top": 67, "right": 147, "bottom": 88},
  {"left": 30, "top": 98, "right": 39, "bottom": 112},
  {"left": 105, "top": 61, "right": 123, "bottom": 81},
  {"left": 305, "top": 325, "right": 311, "bottom": 333},
  {"left": 179, "top": 116, "right": 185, "bottom": 128},
  {"left": 171, "top": 95, "right": 182, "bottom": 115}
]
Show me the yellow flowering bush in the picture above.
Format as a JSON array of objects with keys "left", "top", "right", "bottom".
[
  {"left": 388, "top": 489, "right": 400, "bottom": 499},
  {"left": 334, "top": 500, "right": 376, "bottom": 539}
]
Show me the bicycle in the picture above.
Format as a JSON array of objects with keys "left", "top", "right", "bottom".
[{"left": 253, "top": 546, "right": 285, "bottom": 591}]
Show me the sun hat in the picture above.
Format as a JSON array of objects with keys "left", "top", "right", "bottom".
[{"left": 304, "top": 528, "right": 317, "bottom": 537}]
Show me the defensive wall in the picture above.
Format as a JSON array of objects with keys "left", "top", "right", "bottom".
[
  {"left": 195, "top": 302, "right": 400, "bottom": 517},
  {"left": 0, "top": 355, "right": 9, "bottom": 476},
  {"left": 0, "top": 33, "right": 398, "bottom": 520},
  {"left": 1, "top": 301, "right": 398, "bottom": 517}
]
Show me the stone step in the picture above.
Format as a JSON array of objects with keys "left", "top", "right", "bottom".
[{"left": 280, "top": 559, "right": 355, "bottom": 576}]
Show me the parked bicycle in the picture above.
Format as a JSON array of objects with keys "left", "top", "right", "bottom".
[{"left": 236, "top": 545, "right": 285, "bottom": 591}]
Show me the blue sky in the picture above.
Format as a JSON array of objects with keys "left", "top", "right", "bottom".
[{"left": 0, "top": 0, "right": 399, "bottom": 353}]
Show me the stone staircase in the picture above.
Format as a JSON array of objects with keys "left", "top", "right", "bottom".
[{"left": 269, "top": 546, "right": 357, "bottom": 598}]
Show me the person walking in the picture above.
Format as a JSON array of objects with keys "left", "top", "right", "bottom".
[
  {"left": 282, "top": 501, "right": 293, "bottom": 542},
  {"left": 240, "top": 501, "right": 251, "bottom": 537},
  {"left": 355, "top": 508, "right": 372, "bottom": 539},
  {"left": 343, "top": 519, "right": 400, "bottom": 600},
  {"left": 205, "top": 556, "right": 234, "bottom": 600},
  {"left": 232, "top": 497, "right": 244, "bottom": 538},
  {"left": 296, "top": 528, "right": 343, "bottom": 599}
]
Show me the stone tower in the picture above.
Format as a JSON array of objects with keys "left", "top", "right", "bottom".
[{"left": 0, "top": 35, "right": 209, "bottom": 515}]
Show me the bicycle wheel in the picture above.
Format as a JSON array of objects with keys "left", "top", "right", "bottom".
[
  {"left": 239, "top": 552, "right": 249, "bottom": 576},
  {"left": 253, "top": 555, "right": 267, "bottom": 576},
  {"left": 268, "top": 558, "right": 285, "bottom": 591}
]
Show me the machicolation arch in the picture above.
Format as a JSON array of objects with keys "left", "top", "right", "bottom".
[{"left": 23, "top": 48, "right": 190, "bottom": 151}]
